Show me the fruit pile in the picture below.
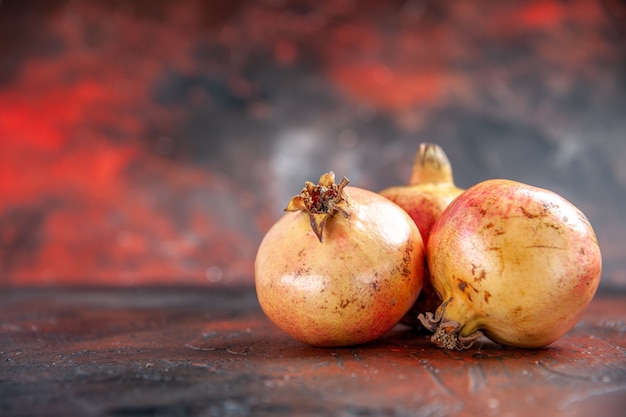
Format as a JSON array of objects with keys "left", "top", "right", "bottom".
[{"left": 254, "top": 143, "right": 602, "bottom": 349}]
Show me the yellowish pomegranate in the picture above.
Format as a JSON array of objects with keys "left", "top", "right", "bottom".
[
  {"left": 420, "top": 179, "right": 602, "bottom": 349},
  {"left": 255, "top": 172, "right": 425, "bottom": 347},
  {"left": 379, "top": 143, "right": 464, "bottom": 327},
  {"left": 380, "top": 143, "right": 464, "bottom": 245}
]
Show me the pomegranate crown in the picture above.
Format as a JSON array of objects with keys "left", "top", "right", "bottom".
[
  {"left": 410, "top": 143, "right": 454, "bottom": 186},
  {"left": 285, "top": 171, "right": 350, "bottom": 242}
]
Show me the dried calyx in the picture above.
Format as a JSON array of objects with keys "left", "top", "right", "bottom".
[
  {"left": 418, "top": 304, "right": 484, "bottom": 350},
  {"left": 285, "top": 172, "right": 351, "bottom": 242}
]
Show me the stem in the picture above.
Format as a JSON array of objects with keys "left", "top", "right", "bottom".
[
  {"left": 409, "top": 143, "right": 455, "bottom": 186},
  {"left": 417, "top": 297, "right": 483, "bottom": 350}
]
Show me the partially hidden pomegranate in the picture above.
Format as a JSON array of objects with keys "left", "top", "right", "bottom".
[
  {"left": 379, "top": 143, "right": 464, "bottom": 327},
  {"left": 255, "top": 172, "right": 425, "bottom": 347},
  {"left": 419, "top": 179, "right": 602, "bottom": 349}
]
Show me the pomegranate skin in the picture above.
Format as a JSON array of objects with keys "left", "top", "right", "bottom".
[
  {"left": 380, "top": 186, "right": 461, "bottom": 244},
  {"left": 255, "top": 184, "right": 425, "bottom": 347},
  {"left": 423, "top": 179, "right": 602, "bottom": 349}
]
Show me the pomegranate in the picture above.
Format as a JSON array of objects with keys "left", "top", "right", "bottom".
[
  {"left": 379, "top": 143, "right": 464, "bottom": 327},
  {"left": 255, "top": 172, "right": 425, "bottom": 347},
  {"left": 419, "top": 179, "right": 602, "bottom": 349},
  {"left": 380, "top": 143, "right": 464, "bottom": 245}
]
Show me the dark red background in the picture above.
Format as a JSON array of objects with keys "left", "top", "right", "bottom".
[{"left": 1, "top": 0, "right": 625, "bottom": 288}]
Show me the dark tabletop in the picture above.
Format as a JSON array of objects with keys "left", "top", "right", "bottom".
[{"left": 1, "top": 286, "right": 625, "bottom": 417}]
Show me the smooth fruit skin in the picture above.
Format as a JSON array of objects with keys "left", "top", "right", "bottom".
[
  {"left": 425, "top": 179, "right": 602, "bottom": 349},
  {"left": 380, "top": 184, "right": 462, "bottom": 246},
  {"left": 255, "top": 186, "right": 425, "bottom": 347}
]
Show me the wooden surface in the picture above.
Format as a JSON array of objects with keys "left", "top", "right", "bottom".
[{"left": 1, "top": 287, "right": 625, "bottom": 417}]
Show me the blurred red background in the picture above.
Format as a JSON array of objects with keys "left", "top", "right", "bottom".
[{"left": 1, "top": 0, "right": 625, "bottom": 288}]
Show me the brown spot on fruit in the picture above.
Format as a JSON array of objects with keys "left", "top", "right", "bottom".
[
  {"left": 475, "top": 270, "right": 486, "bottom": 282},
  {"left": 520, "top": 206, "right": 541, "bottom": 219},
  {"left": 484, "top": 291, "right": 491, "bottom": 303},
  {"left": 458, "top": 281, "right": 467, "bottom": 291},
  {"left": 399, "top": 244, "right": 413, "bottom": 278}
]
